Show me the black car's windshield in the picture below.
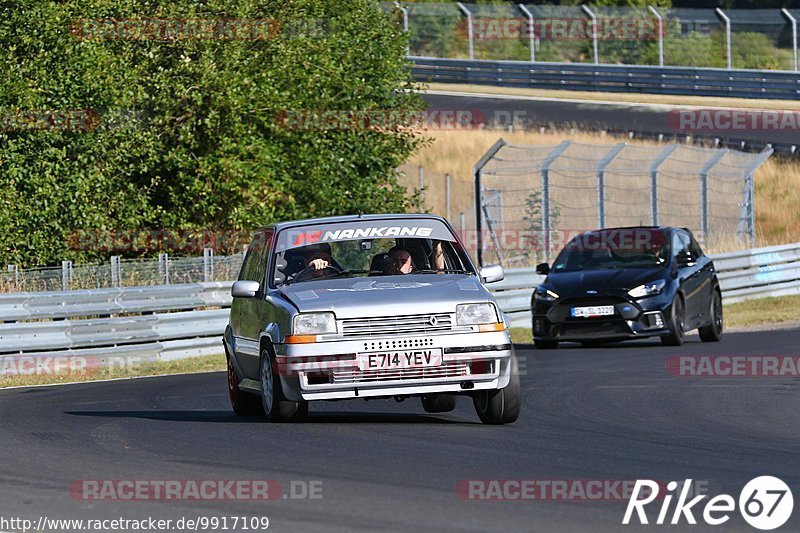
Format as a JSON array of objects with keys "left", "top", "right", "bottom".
[
  {"left": 272, "top": 220, "right": 471, "bottom": 286},
  {"left": 552, "top": 228, "right": 668, "bottom": 272}
]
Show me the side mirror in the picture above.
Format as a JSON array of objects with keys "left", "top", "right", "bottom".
[
  {"left": 535, "top": 262, "right": 550, "bottom": 275},
  {"left": 231, "top": 280, "right": 260, "bottom": 298},
  {"left": 479, "top": 264, "right": 504, "bottom": 284}
]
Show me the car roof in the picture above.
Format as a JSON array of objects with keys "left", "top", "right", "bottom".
[{"left": 256, "top": 213, "right": 449, "bottom": 233}]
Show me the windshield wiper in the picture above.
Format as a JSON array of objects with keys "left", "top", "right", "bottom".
[
  {"left": 323, "top": 269, "right": 381, "bottom": 279},
  {"left": 412, "top": 269, "right": 473, "bottom": 275}
]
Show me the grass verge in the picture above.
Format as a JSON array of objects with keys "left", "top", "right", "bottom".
[
  {"left": 425, "top": 83, "right": 800, "bottom": 111},
  {"left": 509, "top": 294, "right": 800, "bottom": 345},
  {"left": 0, "top": 353, "right": 226, "bottom": 389}
]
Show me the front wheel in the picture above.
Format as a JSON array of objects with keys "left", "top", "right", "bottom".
[
  {"left": 227, "top": 353, "right": 263, "bottom": 416},
  {"left": 473, "top": 354, "right": 521, "bottom": 425},
  {"left": 698, "top": 290, "right": 723, "bottom": 342},
  {"left": 661, "top": 295, "right": 685, "bottom": 346},
  {"left": 260, "top": 348, "right": 307, "bottom": 422}
]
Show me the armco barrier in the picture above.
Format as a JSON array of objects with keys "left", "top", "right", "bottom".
[
  {"left": 410, "top": 56, "right": 800, "bottom": 100},
  {"left": 0, "top": 243, "right": 797, "bottom": 373}
]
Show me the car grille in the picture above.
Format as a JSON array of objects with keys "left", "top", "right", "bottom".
[
  {"left": 340, "top": 314, "right": 454, "bottom": 337},
  {"left": 331, "top": 362, "right": 469, "bottom": 384}
]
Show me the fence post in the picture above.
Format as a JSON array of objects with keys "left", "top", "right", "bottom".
[
  {"left": 460, "top": 212, "right": 466, "bottom": 243},
  {"left": 518, "top": 4, "right": 536, "bottom": 62},
  {"left": 418, "top": 165, "right": 425, "bottom": 205},
  {"left": 581, "top": 5, "right": 599, "bottom": 64},
  {"left": 7, "top": 264, "right": 18, "bottom": 289},
  {"left": 699, "top": 150, "right": 728, "bottom": 241},
  {"left": 456, "top": 2, "right": 474, "bottom": 60},
  {"left": 473, "top": 138, "right": 508, "bottom": 266},
  {"left": 648, "top": 6, "right": 664, "bottom": 67},
  {"left": 110, "top": 256, "right": 121, "bottom": 288},
  {"left": 783, "top": 9, "right": 798, "bottom": 72},
  {"left": 596, "top": 143, "right": 626, "bottom": 229},
  {"left": 397, "top": 2, "right": 409, "bottom": 55},
  {"left": 203, "top": 248, "right": 215, "bottom": 282},
  {"left": 541, "top": 141, "right": 573, "bottom": 259},
  {"left": 715, "top": 8, "right": 732, "bottom": 70},
  {"left": 158, "top": 252, "right": 170, "bottom": 285},
  {"left": 445, "top": 173, "right": 451, "bottom": 220},
  {"left": 739, "top": 148, "right": 774, "bottom": 244},
  {"left": 649, "top": 144, "right": 678, "bottom": 226},
  {"left": 61, "top": 260, "right": 73, "bottom": 291}
]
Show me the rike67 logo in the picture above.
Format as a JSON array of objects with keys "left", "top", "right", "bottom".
[{"left": 623, "top": 477, "right": 793, "bottom": 530}]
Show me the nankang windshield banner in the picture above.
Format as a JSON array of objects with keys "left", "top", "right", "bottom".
[{"left": 276, "top": 219, "right": 456, "bottom": 251}]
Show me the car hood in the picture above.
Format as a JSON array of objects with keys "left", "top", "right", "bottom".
[
  {"left": 278, "top": 274, "right": 493, "bottom": 318},
  {"left": 544, "top": 267, "right": 666, "bottom": 297}
]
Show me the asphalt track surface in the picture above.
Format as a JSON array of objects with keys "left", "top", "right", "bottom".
[
  {"left": 423, "top": 91, "right": 800, "bottom": 150},
  {"left": 1, "top": 328, "right": 799, "bottom": 532}
]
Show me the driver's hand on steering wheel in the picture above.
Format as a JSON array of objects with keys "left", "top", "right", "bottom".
[{"left": 309, "top": 258, "right": 329, "bottom": 270}]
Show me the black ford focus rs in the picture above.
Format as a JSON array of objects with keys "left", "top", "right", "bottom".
[{"left": 531, "top": 226, "right": 723, "bottom": 349}]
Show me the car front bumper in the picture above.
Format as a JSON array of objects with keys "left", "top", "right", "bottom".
[{"left": 273, "top": 330, "right": 513, "bottom": 401}]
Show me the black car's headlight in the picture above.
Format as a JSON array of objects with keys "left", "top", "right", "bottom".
[
  {"left": 628, "top": 279, "right": 666, "bottom": 299},
  {"left": 534, "top": 286, "right": 559, "bottom": 302}
]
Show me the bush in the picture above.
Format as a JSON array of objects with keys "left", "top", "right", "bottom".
[{"left": 0, "top": 0, "right": 425, "bottom": 266}]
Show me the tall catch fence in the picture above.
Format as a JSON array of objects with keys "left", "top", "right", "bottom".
[{"left": 473, "top": 139, "right": 772, "bottom": 268}]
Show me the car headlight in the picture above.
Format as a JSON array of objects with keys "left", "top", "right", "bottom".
[
  {"left": 456, "top": 303, "right": 499, "bottom": 326},
  {"left": 628, "top": 279, "right": 666, "bottom": 299},
  {"left": 534, "top": 286, "right": 559, "bottom": 302},
  {"left": 292, "top": 312, "right": 337, "bottom": 335}
]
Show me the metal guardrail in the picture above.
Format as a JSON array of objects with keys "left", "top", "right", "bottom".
[
  {"left": 1, "top": 242, "right": 797, "bottom": 374},
  {"left": 410, "top": 56, "right": 800, "bottom": 100},
  {"left": 493, "top": 242, "right": 800, "bottom": 328}
]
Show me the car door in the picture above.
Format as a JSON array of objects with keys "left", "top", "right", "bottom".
[
  {"left": 687, "top": 232, "right": 715, "bottom": 323},
  {"left": 237, "top": 230, "right": 272, "bottom": 377},
  {"left": 673, "top": 230, "right": 703, "bottom": 326}
]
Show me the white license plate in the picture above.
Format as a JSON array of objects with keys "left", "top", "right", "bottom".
[
  {"left": 358, "top": 349, "right": 443, "bottom": 371},
  {"left": 571, "top": 305, "right": 615, "bottom": 318}
]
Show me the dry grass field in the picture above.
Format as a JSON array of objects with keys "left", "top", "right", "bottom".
[{"left": 400, "top": 128, "right": 800, "bottom": 253}]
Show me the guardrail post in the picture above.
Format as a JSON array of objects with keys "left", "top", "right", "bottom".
[
  {"left": 445, "top": 173, "right": 452, "bottom": 220},
  {"left": 649, "top": 144, "right": 678, "bottom": 226},
  {"left": 473, "top": 138, "right": 507, "bottom": 266},
  {"left": 648, "top": 6, "right": 664, "bottom": 67},
  {"left": 456, "top": 3, "right": 474, "bottom": 60},
  {"left": 518, "top": 4, "right": 536, "bottom": 62},
  {"left": 203, "top": 248, "right": 215, "bottom": 282},
  {"left": 159, "top": 252, "right": 170, "bottom": 285},
  {"left": 596, "top": 143, "right": 626, "bottom": 229},
  {"left": 110, "top": 256, "right": 121, "bottom": 287},
  {"left": 582, "top": 5, "right": 599, "bottom": 64},
  {"left": 715, "top": 8, "right": 732, "bottom": 70},
  {"left": 61, "top": 260, "right": 73, "bottom": 291},
  {"left": 699, "top": 150, "right": 728, "bottom": 241},
  {"left": 541, "top": 141, "right": 572, "bottom": 259},
  {"left": 783, "top": 9, "right": 798, "bottom": 72}
]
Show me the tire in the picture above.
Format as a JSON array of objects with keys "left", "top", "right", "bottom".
[
  {"left": 661, "top": 295, "right": 685, "bottom": 346},
  {"left": 534, "top": 338, "right": 558, "bottom": 350},
  {"left": 259, "top": 347, "right": 307, "bottom": 422},
  {"left": 473, "top": 353, "right": 521, "bottom": 425},
  {"left": 227, "top": 352, "right": 263, "bottom": 416},
  {"left": 698, "top": 290, "right": 723, "bottom": 342},
  {"left": 421, "top": 394, "right": 457, "bottom": 413}
]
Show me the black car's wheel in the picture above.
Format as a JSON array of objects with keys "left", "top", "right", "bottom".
[
  {"left": 260, "top": 347, "right": 307, "bottom": 422},
  {"left": 661, "top": 295, "right": 685, "bottom": 346},
  {"left": 534, "top": 338, "right": 558, "bottom": 349},
  {"left": 227, "top": 353, "right": 263, "bottom": 416},
  {"left": 473, "top": 353, "right": 521, "bottom": 425},
  {"left": 698, "top": 289, "right": 723, "bottom": 342},
  {"left": 421, "top": 394, "right": 457, "bottom": 413}
]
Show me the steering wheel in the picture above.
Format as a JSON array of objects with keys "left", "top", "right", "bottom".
[{"left": 292, "top": 264, "right": 342, "bottom": 282}]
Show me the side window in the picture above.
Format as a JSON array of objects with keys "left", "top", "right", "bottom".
[
  {"left": 240, "top": 231, "right": 272, "bottom": 284},
  {"left": 671, "top": 232, "right": 689, "bottom": 259},
  {"left": 688, "top": 235, "right": 704, "bottom": 259}
]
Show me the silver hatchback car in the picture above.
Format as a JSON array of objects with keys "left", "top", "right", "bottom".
[{"left": 223, "top": 214, "right": 520, "bottom": 424}]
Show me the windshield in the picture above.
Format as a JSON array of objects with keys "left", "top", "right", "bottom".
[
  {"left": 272, "top": 221, "right": 472, "bottom": 286},
  {"left": 552, "top": 228, "right": 668, "bottom": 272}
]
